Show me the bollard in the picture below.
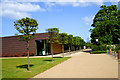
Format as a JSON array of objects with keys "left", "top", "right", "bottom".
[
  {"left": 109, "top": 48, "right": 111, "bottom": 54},
  {"left": 118, "top": 50, "right": 120, "bottom": 59}
]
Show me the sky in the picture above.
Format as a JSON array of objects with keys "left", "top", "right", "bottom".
[{"left": 0, "top": 0, "right": 119, "bottom": 42}]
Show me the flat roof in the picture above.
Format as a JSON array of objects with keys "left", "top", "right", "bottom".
[{"left": 1, "top": 33, "right": 48, "bottom": 38}]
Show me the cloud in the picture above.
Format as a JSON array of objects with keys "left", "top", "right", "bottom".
[
  {"left": 1, "top": 9, "right": 31, "bottom": 19},
  {"left": 2, "top": 0, "right": 119, "bottom": 8},
  {"left": 82, "top": 16, "right": 94, "bottom": 25},
  {"left": 1, "top": 0, "right": 119, "bottom": 19},
  {"left": 3, "top": 0, "right": 119, "bottom": 2},
  {"left": 2, "top": 0, "right": 105, "bottom": 7},
  {"left": 44, "top": 2, "right": 103, "bottom": 7},
  {"left": 0, "top": 2, "right": 45, "bottom": 19}
]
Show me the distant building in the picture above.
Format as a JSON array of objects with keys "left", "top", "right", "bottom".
[{"left": 1, "top": 33, "right": 63, "bottom": 57}]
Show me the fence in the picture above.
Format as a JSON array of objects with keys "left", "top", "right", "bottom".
[{"left": 107, "top": 50, "right": 118, "bottom": 59}]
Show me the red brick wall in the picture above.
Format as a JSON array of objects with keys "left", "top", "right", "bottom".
[
  {"left": 2, "top": 33, "right": 48, "bottom": 57},
  {"left": 1, "top": 33, "right": 64, "bottom": 57},
  {"left": 50, "top": 43, "right": 62, "bottom": 54}
]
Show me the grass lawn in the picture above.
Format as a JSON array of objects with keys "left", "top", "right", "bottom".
[{"left": 2, "top": 57, "right": 70, "bottom": 80}]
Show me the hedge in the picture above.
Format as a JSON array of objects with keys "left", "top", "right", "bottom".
[{"left": 90, "top": 51, "right": 107, "bottom": 54}]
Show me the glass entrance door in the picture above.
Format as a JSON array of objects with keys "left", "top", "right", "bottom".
[{"left": 35, "top": 40, "right": 50, "bottom": 56}]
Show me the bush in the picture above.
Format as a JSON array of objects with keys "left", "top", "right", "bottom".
[
  {"left": 115, "top": 44, "right": 120, "bottom": 52},
  {"left": 2, "top": 53, "right": 15, "bottom": 57},
  {"left": 91, "top": 45, "right": 107, "bottom": 51},
  {"left": 21, "top": 52, "right": 35, "bottom": 56},
  {"left": 2, "top": 52, "right": 35, "bottom": 57},
  {"left": 106, "top": 44, "right": 120, "bottom": 52},
  {"left": 90, "top": 51, "right": 107, "bottom": 54},
  {"left": 14, "top": 53, "right": 20, "bottom": 57},
  {"left": 2, "top": 53, "right": 9, "bottom": 57}
]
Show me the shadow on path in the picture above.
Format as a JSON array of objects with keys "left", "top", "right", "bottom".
[{"left": 82, "top": 50, "right": 92, "bottom": 53}]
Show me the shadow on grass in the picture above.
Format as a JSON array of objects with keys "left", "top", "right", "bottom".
[
  {"left": 2, "top": 78, "right": 28, "bottom": 80},
  {"left": 16, "top": 64, "right": 34, "bottom": 70},
  {"left": 53, "top": 56, "right": 63, "bottom": 58},
  {"left": 43, "top": 60, "right": 53, "bottom": 62},
  {"left": 43, "top": 57, "right": 63, "bottom": 62}
]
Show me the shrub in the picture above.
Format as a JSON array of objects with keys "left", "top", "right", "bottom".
[
  {"left": 2, "top": 52, "right": 35, "bottom": 57},
  {"left": 2, "top": 53, "right": 8, "bottom": 57},
  {"left": 21, "top": 52, "right": 35, "bottom": 56},
  {"left": 107, "top": 44, "right": 120, "bottom": 52},
  {"left": 29, "top": 52, "right": 35, "bottom": 56},
  {"left": 115, "top": 44, "right": 120, "bottom": 52},
  {"left": 90, "top": 51, "right": 107, "bottom": 54},
  {"left": 21, "top": 52, "right": 27, "bottom": 56},
  {"left": 15, "top": 53, "right": 20, "bottom": 57},
  {"left": 91, "top": 45, "right": 107, "bottom": 51}
]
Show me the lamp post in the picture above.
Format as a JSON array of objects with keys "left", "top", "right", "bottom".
[
  {"left": 96, "top": 39, "right": 99, "bottom": 45},
  {"left": 96, "top": 39, "right": 99, "bottom": 42},
  {"left": 118, "top": 38, "right": 120, "bottom": 45}
]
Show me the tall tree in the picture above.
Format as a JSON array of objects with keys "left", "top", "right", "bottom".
[
  {"left": 14, "top": 17, "right": 38, "bottom": 71},
  {"left": 90, "top": 5, "right": 120, "bottom": 45},
  {"left": 67, "top": 34, "right": 73, "bottom": 52},
  {"left": 77, "top": 37, "right": 82, "bottom": 50},
  {"left": 58, "top": 33, "right": 68, "bottom": 57},
  {"left": 73, "top": 36, "right": 80, "bottom": 50},
  {"left": 46, "top": 28, "right": 59, "bottom": 61}
]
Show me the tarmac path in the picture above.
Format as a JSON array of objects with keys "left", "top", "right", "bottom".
[{"left": 32, "top": 49, "right": 118, "bottom": 78}]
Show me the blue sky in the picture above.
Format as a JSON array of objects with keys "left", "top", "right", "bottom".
[{"left": 1, "top": 1, "right": 119, "bottom": 42}]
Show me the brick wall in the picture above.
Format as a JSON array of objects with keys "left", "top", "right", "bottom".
[
  {"left": 1, "top": 33, "right": 63, "bottom": 57},
  {"left": 50, "top": 43, "right": 62, "bottom": 54},
  {"left": 2, "top": 33, "right": 48, "bottom": 57}
]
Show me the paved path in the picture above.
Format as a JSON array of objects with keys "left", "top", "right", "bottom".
[
  {"left": 32, "top": 49, "right": 118, "bottom": 78},
  {"left": 1, "top": 50, "right": 81, "bottom": 59}
]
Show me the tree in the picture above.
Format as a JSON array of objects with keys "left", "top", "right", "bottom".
[
  {"left": 58, "top": 33, "right": 68, "bottom": 57},
  {"left": 14, "top": 17, "right": 38, "bottom": 71},
  {"left": 46, "top": 28, "right": 59, "bottom": 61},
  {"left": 77, "top": 37, "right": 83, "bottom": 50},
  {"left": 73, "top": 36, "right": 80, "bottom": 50},
  {"left": 67, "top": 34, "right": 73, "bottom": 52},
  {"left": 86, "top": 42, "right": 92, "bottom": 48},
  {"left": 90, "top": 5, "right": 120, "bottom": 45}
]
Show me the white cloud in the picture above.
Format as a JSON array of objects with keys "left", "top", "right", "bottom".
[
  {"left": 1, "top": 0, "right": 119, "bottom": 19},
  {"left": 2, "top": 0, "right": 105, "bottom": 7},
  {"left": 2, "top": 0, "right": 119, "bottom": 8},
  {"left": 2, "top": 9, "right": 31, "bottom": 19},
  {"left": 43, "top": 2, "right": 103, "bottom": 8},
  {"left": 82, "top": 16, "right": 94, "bottom": 25},
  {"left": 73, "top": 2, "right": 92, "bottom": 7},
  {"left": 2, "top": 0, "right": 119, "bottom": 2},
  {"left": 0, "top": 2, "right": 45, "bottom": 19}
]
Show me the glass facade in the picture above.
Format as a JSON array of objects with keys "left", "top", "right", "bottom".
[{"left": 35, "top": 40, "right": 50, "bottom": 56}]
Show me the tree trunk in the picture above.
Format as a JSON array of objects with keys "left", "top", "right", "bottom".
[
  {"left": 27, "top": 41, "right": 30, "bottom": 71},
  {"left": 51, "top": 43, "right": 53, "bottom": 62},
  {"left": 62, "top": 44, "right": 64, "bottom": 58},
  {"left": 74, "top": 46, "right": 75, "bottom": 51},
  {"left": 69, "top": 46, "right": 70, "bottom": 52}
]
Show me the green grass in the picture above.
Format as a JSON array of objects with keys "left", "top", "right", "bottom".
[{"left": 2, "top": 57, "right": 70, "bottom": 80}]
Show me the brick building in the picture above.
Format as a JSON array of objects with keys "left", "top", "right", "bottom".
[{"left": 1, "top": 33, "right": 63, "bottom": 57}]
